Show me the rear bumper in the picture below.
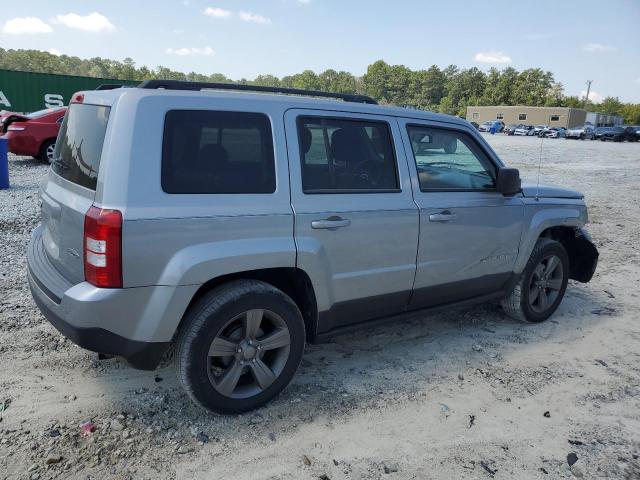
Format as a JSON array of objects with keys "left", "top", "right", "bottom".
[
  {"left": 28, "top": 273, "right": 168, "bottom": 370},
  {"left": 27, "top": 225, "right": 198, "bottom": 370}
]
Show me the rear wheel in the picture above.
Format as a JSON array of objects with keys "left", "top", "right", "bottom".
[
  {"left": 39, "top": 139, "right": 56, "bottom": 164},
  {"left": 502, "top": 238, "right": 569, "bottom": 323},
  {"left": 175, "top": 280, "right": 305, "bottom": 414}
]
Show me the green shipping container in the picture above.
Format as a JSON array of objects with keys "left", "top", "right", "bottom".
[{"left": 0, "top": 69, "right": 138, "bottom": 113}]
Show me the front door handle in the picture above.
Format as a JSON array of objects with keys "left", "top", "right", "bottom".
[
  {"left": 311, "top": 216, "right": 351, "bottom": 230},
  {"left": 429, "top": 211, "right": 457, "bottom": 222}
]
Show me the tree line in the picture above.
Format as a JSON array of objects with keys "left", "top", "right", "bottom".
[{"left": 1, "top": 48, "right": 638, "bottom": 124}]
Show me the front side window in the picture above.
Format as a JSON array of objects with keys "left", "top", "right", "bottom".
[
  {"left": 297, "top": 117, "right": 399, "bottom": 192},
  {"left": 407, "top": 126, "right": 496, "bottom": 191},
  {"left": 162, "top": 110, "right": 275, "bottom": 194},
  {"left": 519, "top": 113, "right": 527, "bottom": 121}
]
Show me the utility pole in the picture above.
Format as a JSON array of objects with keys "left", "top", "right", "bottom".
[{"left": 584, "top": 80, "right": 593, "bottom": 108}]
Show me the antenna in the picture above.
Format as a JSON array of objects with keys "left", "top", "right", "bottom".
[{"left": 535, "top": 132, "right": 545, "bottom": 201}]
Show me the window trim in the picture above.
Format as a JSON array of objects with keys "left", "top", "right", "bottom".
[
  {"left": 161, "top": 109, "right": 276, "bottom": 195},
  {"left": 296, "top": 115, "right": 402, "bottom": 195},
  {"left": 405, "top": 123, "right": 499, "bottom": 193}
]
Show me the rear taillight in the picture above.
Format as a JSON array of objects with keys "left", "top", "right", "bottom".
[{"left": 83, "top": 206, "right": 122, "bottom": 288}]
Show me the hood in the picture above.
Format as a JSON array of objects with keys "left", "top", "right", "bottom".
[{"left": 521, "top": 182, "right": 583, "bottom": 199}]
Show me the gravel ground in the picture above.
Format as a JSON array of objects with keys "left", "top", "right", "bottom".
[{"left": 1, "top": 135, "right": 639, "bottom": 480}]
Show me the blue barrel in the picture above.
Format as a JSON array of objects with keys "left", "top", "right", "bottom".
[{"left": 0, "top": 137, "right": 9, "bottom": 189}]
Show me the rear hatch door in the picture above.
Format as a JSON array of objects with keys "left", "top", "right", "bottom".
[{"left": 40, "top": 102, "right": 110, "bottom": 284}]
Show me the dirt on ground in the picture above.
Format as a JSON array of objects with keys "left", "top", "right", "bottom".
[{"left": 0, "top": 134, "right": 639, "bottom": 480}]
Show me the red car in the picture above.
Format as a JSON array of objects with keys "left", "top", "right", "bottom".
[{"left": 0, "top": 107, "right": 67, "bottom": 162}]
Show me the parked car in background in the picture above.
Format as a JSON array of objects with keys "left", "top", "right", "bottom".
[
  {"left": 532, "top": 125, "right": 548, "bottom": 136},
  {"left": 513, "top": 125, "right": 535, "bottom": 136},
  {"left": 600, "top": 126, "right": 638, "bottom": 142},
  {"left": 566, "top": 125, "right": 595, "bottom": 140},
  {"left": 470, "top": 121, "right": 479, "bottom": 130},
  {"left": 0, "top": 107, "right": 67, "bottom": 162},
  {"left": 478, "top": 120, "right": 504, "bottom": 133},
  {"left": 593, "top": 127, "right": 612, "bottom": 140},
  {"left": 540, "top": 127, "right": 566, "bottom": 138},
  {"left": 504, "top": 124, "right": 519, "bottom": 135},
  {"left": 631, "top": 126, "right": 640, "bottom": 136}
]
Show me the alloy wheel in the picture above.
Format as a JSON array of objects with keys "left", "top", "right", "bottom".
[
  {"left": 207, "top": 309, "right": 291, "bottom": 398},
  {"left": 46, "top": 143, "right": 56, "bottom": 162},
  {"left": 528, "top": 254, "right": 564, "bottom": 313}
]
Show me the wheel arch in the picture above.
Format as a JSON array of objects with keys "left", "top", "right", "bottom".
[
  {"left": 176, "top": 267, "right": 318, "bottom": 343},
  {"left": 538, "top": 226, "right": 598, "bottom": 283}
]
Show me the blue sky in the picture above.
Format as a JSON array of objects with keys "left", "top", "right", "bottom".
[{"left": 1, "top": 0, "right": 639, "bottom": 102}]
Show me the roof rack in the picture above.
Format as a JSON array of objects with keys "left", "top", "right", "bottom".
[
  {"left": 95, "top": 84, "right": 123, "bottom": 90},
  {"left": 137, "top": 79, "right": 378, "bottom": 105}
]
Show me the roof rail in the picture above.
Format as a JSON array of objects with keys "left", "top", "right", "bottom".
[
  {"left": 95, "top": 84, "right": 123, "bottom": 90},
  {"left": 137, "top": 79, "right": 378, "bottom": 105}
]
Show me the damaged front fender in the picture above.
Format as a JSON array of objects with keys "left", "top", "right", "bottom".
[{"left": 565, "top": 228, "right": 599, "bottom": 283}]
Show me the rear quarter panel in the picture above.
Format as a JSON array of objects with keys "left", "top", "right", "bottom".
[{"left": 96, "top": 92, "right": 296, "bottom": 288}]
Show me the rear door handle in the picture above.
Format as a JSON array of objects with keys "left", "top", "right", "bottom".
[
  {"left": 311, "top": 216, "right": 351, "bottom": 230},
  {"left": 429, "top": 211, "right": 457, "bottom": 222}
]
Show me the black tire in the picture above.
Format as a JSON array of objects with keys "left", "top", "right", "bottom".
[
  {"left": 502, "top": 238, "right": 569, "bottom": 323},
  {"left": 444, "top": 138, "right": 457, "bottom": 154},
  {"left": 175, "top": 280, "right": 305, "bottom": 414},
  {"left": 39, "top": 139, "right": 56, "bottom": 164}
]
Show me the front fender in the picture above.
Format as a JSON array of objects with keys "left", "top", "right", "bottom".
[{"left": 514, "top": 202, "right": 587, "bottom": 274}]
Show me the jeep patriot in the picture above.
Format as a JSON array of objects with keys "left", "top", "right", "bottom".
[{"left": 27, "top": 81, "right": 599, "bottom": 413}]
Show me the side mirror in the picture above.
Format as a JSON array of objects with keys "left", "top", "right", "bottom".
[{"left": 496, "top": 167, "right": 521, "bottom": 196}]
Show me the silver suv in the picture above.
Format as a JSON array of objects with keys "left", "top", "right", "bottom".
[{"left": 27, "top": 81, "right": 599, "bottom": 413}]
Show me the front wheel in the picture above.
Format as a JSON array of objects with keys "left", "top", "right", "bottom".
[
  {"left": 502, "top": 238, "right": 569, "bottom": 323},
  {"left": 175, "top": 280, "right": 305, "bottom": 414}
]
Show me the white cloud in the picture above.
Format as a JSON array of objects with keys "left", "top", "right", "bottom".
[
  {"left": 583, "top": 43, "right": 615, "bottom": 53},
  {"left": 181, "top": 0, "right": 190, "bottom": 5},
  {"left": 474, "top": 51, "right": 512, "bottom": 64},
  {"left": 166, "top": 46, "right": 215, "bottom": 56},
  {"left": 298, "top": 0, "right": 312, "bottom": 3},
  {"left": 53, "top": 12, "right": 115, "bottom": 33},
  {"left": 47, "top": 48, "right": 62, "bottom": 56},
  {"left": 204, "top": 7, "right": 232, "bottom": 18},
  {"left": 1, "top": 17, "right": 53, "bottom": 34},
  {"left": 581, "top": 89, "right": 603, "bottom": 103},
  {"left": 238, "top": 11, "right": 271, "bottom": 24},
  {"left": 636, "top": 77, "right": 640, "bottom": 85}
]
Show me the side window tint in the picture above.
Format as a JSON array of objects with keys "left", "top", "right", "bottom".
[
  {"left": 407, "top": 126, "right": 496, "bottom": 191},
  {"left": 162, "top": 110, "right": 275, "bottom": 194},
  {"left": 298, "top": 117, "right": 399, "bottom": 193}
]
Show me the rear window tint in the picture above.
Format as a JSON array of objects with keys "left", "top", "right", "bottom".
[
  {"left": 162, "top": 110, "right": 275, "bottom": 194},
  {"left": 52, "top": 104, "right": 110, "bottom": 191}
]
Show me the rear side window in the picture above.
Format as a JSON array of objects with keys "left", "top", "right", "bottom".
[
  {"left": 162, "top": 110, "right": 275, "bottom": 194},
  {"left": 52, "top": 104, "right": 110, "bottom": 191},
  {"left": 297, "top": 117, "right": 399, "bottom": 193}
]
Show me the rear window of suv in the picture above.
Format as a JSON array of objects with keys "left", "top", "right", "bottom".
[
  {"left": 52, "top": 103, "right": 110, "bottom": 191},
  {"left": 162, "top": 110, "right": 275, "bottom": 194}
]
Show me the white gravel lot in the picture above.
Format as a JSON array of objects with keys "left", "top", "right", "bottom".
[{"left": 0, "top": 134, "right": 639, "bottom": 480}]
